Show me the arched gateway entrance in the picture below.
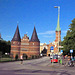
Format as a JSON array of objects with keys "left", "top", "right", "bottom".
[{"left": 41, "top": 47, "right": 47, "bottom": 56}]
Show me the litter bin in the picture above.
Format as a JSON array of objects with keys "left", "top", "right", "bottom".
[{"left": 60, "top": 59, "right": 62, "bottom": 64}]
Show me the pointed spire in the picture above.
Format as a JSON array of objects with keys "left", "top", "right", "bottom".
[
  {"left": 56, "top": 14, "right": 61, "bottom": 31},
  {"left": 30, "top": 26, "right": 40, "bottom": 42},
  {"left": 12, "top": 25, "right": 21, "bottom": 42}
]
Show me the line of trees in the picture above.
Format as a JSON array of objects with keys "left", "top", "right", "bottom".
[{"left": 61, "top": 18, "right": 75, "bottom": 56}]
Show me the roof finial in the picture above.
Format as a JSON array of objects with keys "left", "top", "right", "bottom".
[{"left": 17, "top": 21, "right": 19, "bottom": 26}]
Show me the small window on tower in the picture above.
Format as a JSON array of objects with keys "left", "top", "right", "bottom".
[
  {"left": 33, "top": 43, "right": 34, "bottom": 45},
  {"left": 13, "top": 42, "right": 15, "bottom": 44}
]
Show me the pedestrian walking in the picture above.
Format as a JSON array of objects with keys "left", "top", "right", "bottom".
[{"left": 20, "top": 55, "right": 23, "bottom": 64}]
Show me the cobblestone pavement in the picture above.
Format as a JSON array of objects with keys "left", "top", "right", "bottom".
[{"left": 0, "top": 57, "right": 75, "bottom": 75}]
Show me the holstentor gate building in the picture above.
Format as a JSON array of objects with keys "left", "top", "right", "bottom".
[{"left": 11, "top": 26, "right": 40, "bottom": 58}]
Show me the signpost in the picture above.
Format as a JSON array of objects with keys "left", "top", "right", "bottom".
[
  {"left": 60, "top": 50, "right": 63, "bottom": 64},
  {"left": 50, "top": 46, "right": 54, "bottom": 52},
  {"left": 60, "top": 50, "right": 63, "bottom": 55},
  {"left": 70, "top": 50, "right": 73, "bottom": 59},
  {"left": 50, "top": 46, "right": 54, "bottom": 50},
  {"left": 50, "top": 46, "right": 54, "bottom": 65}
]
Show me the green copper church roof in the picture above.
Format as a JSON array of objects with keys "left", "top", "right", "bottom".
[{"left": 56, "top": 14, "right": 61, "bottom": 31}]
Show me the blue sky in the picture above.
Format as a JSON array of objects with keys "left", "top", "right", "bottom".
[{"left": 0, "top": 0, "right": 75, "bottom": 44}]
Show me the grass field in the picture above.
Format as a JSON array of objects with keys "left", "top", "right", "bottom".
[{"left": 0, "top": 58, "right": 13, "bottom": 62}]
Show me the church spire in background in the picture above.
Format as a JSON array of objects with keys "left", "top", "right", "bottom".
[{"left": 56, "top": 14, "right": 61, "bottom": 31}]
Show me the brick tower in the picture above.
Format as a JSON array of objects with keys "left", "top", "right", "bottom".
[
  {"left": 11, "top": 25, "right": 21, "bottom": 58},
  {"left": 55, "top": 14, "right": 61, "bottom": 46},
  {"left": 29, "top": 26, "right": 40, "bottom": 57}
]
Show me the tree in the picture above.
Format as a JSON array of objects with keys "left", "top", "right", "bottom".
[
  {"left": 62, "top": 18, "right": 75, "bottom": 56},
  {"left": 0, "top": 40, "right": 11, "bottom": 54},
  {"left": 15, "top": 54, "right": 18, "bottom": 60}
]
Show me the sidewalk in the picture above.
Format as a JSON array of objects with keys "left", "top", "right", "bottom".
[{"left": 48, "top": 57, "right": 75, "bottom": 69}]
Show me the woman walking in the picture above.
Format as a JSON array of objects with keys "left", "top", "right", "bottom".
[{"left": 20, "top": 55, "right": 23, "bottom": 64}]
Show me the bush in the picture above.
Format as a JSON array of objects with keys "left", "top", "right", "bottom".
[
  {"left": 32, "top": 55, "right": 35, "bottom": 59},
  {"left": 2, "top": 54, "right": 10, "bottom": 58},
  {"left": 15, "top": 54, "right": 18, "bottom": 60},
  {"left": 31, "top": 55, "right": 39, "bottom": 59},
  {"left": 23, "top": 53, "right": 28, "bottom": 60},
  {"left": 26, "top": 55, "right": 28, "bottom": 60}
]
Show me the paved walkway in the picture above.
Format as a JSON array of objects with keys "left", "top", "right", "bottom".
[{"left": 0, "top": 57, "right": 75, "bottom": 75}]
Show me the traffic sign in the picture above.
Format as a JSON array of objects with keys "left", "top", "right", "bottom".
[
  {"left": 50, "top": 46, "right": 54, "bottom": 50},
  {"left": 70, "top": 50, "right": 73, "bottom": 53},
  {"left": 51, "top": 50, "right": 54, "bottom": 52},
  {"left": 61, "top": 50, "right": 63, "bottom": 53}
]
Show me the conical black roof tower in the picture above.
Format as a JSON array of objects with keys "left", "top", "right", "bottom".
[
  {"left": 30, "top": 26, "right": 40, "bottom": 42},
  {"left": 12, "top": 25, "right": 21, "bottom": 42}
]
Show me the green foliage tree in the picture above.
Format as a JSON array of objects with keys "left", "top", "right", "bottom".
[
  {"left": 0, "top": 40, "right": 11, "bottom": 55},
  {"left": 15, "top": 54, "right": 18, "bottom": 60},
  {"left": 23, "top": 53, "right": 28, "bottom": 60},
  {"left": 62, "top": 18, "right": 75, "bottom": 55}
]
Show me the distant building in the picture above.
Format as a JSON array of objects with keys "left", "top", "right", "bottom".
[
  {"left": 0, "top": 33, "right": 3, "bottom": 41},
  {"left": 11, "top": 26, "right": 40, "bottom": 58}
]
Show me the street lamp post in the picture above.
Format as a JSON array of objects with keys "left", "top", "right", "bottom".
[{"left": 54, "top": 6, "right": 60, "bottom": 54}]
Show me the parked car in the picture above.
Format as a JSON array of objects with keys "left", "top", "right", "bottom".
[{"left": 51, "top": 56, "right": 58, "bottom": 63}]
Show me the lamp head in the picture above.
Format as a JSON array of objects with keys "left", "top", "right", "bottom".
[{"left": 54, "top": 6, "right": 58, "bottom": 8}]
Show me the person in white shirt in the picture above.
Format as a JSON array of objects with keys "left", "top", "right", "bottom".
[{"left": 20, "top": 55, "right": 23, "bottom": 64}]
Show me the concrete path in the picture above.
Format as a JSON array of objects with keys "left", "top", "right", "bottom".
[{"left": 0, "top": 57, "right": 75, "bottom": 75}]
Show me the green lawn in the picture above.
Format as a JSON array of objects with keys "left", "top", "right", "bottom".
[{"left": 0, "top": 58, "right": 13, "bottom": 62}]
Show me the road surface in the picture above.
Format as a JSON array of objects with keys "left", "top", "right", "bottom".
[{"left": 0, "top": 56, "right": 75, "bottom": 75}]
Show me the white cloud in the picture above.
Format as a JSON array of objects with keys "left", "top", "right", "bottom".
[
  {"left": 26, "top": 32, "right": 28, "bottom": 34},
  {"left": 38, "top": 30, "right": 55, "bottom": 35},
  {"left": 62, "top": 30, "right": 67, "bottom": 33},
  {"left": 38, "top": 30, "right": 67, "bottom": 35},
  {"left": 6, "top": 36, "right": 12, "bottom": 38},
  {"left": 43, "top": 35, "right": 54, "bottom": 38}
]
